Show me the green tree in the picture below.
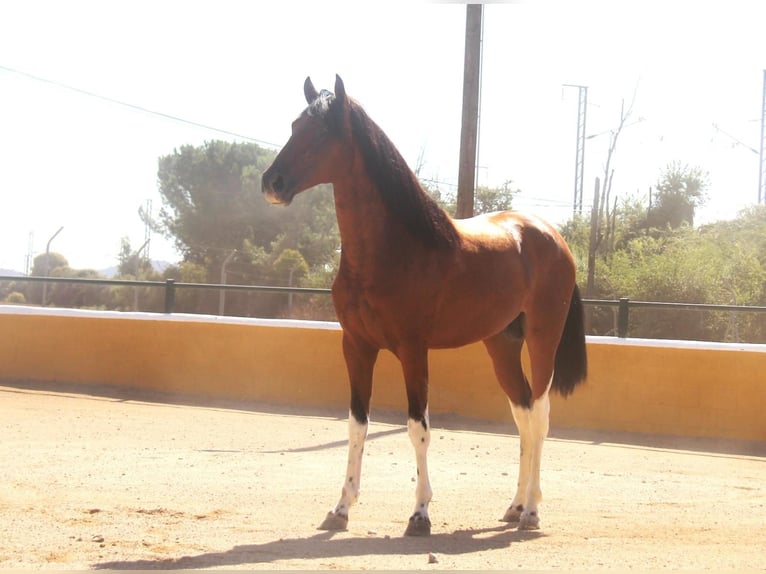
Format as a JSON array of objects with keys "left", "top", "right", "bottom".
[
  {"left": 117, "top": 237, "right": 153, "bottom": 278},
  {"left": 560, "top": 204, "right": 766, "bottom": 342},
  {"left": 647, "top": 162, "right": 708, "bottom": 229},
  {"left": 156, "top": 140, "right": 341, "bottom": 317},
  {"left": 31, "top": 252, "right": 68, "bottom": 277},
  {"left": 421, "top": 178, "right": 456, "bottom": 215},
  {"left": 474, "top": 180, "right": 518, "bottom": 214},
  {"left": 4, "top": 292, "right": 26, "bottom": 304},
  {"left": 45, "top": 266, "right": 109, "bottom": 310},
  {"left": 164, "top": 261, "right": 212, "bottom": 314},
  {"left": 273, "top": 249, "right": 309, "bottom": 286},
  {"left": 423, "top": 180, "right": 518, "bottom": 217},
  {"left": 110, "top": 237, "right": 163, "bottom": 312},
  {"left": 558, "top": 214, "right": 590, "bottom": 287},
  {"left": 273, "top": 248, "right": 309, "bottom": 318},
  {"left": 26, "top": 252, "right": 69, "bottom": 304},
  {"left": 157, "top": 140, "right": 279, "bottom": 272}
]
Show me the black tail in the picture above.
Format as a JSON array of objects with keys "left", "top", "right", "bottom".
[{"left": 551, "top": 284, "right": 587, "bottom": 397}]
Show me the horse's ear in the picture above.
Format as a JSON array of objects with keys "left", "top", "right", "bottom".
[
  {"left": 334, "top": 74, "right": 346, "bottom": 103},
  {"left": 304, "top": 77, "right": 319, "bottom": 104}
]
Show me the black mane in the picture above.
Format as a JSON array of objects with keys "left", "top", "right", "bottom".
[{"left": 340, "top": 98, "right": 460, "bottom": 249}]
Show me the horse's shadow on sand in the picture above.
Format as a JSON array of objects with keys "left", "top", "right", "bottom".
[{"left": 94, "top": 524, "right": 544, "bottom": 570}]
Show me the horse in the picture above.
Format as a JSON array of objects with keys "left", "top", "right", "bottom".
[{"left": 261, "top": 75, "right": 587, "bottom": 536}]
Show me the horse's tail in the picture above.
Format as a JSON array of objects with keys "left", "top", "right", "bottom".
[{"left": 551, "top": 284, "right": 587, "bottom": 397}]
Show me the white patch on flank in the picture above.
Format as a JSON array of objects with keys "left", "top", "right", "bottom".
[{"left": 508, "top": 224, "right": 523, "bottom": 253}]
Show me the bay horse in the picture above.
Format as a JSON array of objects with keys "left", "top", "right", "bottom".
[{"left": 261, "top": 76, "right": 587, "bottom": 536}]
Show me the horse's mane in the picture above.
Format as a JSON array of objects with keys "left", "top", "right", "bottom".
[{"left": 344, "top": 98, "right": 460, "bottom": 249}]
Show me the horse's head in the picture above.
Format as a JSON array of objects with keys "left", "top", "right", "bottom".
[{"left": 262, "top": 75, "right": 350, "bottom": 206}]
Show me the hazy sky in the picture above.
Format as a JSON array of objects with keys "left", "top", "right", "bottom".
[{"left": 1, "top": 0, "right": 764, "bottom": 272}]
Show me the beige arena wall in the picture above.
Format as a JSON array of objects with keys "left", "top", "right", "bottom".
[{"left": 1, "top": 306, "right": 764, "bottom": 441}]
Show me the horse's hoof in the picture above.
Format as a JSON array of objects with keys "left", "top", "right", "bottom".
[
  {"left": 404, "top": 514, "right": 431, "bottom": 537},
  {"left": 318, "top": 511, "right": 348, "bottom": 531},
  {"left": 501, "top": 505, "right": 522, "bottom": 523},
  {"left": 518, "top": 512, "right": 540, "bottom": 530}
]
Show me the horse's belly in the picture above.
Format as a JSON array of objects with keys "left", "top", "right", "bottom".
[
  {"left": 427, "top": 300, "right": 521, "bottom": 349},
  {"left": 334, "top": 268, "right": 524, "bottom": 351}
]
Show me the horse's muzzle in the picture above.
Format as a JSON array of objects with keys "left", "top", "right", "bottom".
[{"left": 261, "top": 171, "right": 293, "bottom": 206}]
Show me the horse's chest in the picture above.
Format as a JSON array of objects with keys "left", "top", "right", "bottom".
[{"left": 332, "top": 280, "right": 427, "bottom": 350}]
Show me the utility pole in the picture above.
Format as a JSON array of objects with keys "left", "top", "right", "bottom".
[
  {"left": 143, "top": 199, "right": 152, "bottom": 262},
  {"left": 25, "top": 231, "right": 34, "bottom": 276},
  {"left": 456, "top": 3, "right": 483, "bottom": 219},
  {"left": 218, "top": 249, "right": 236, "bottom": 316},
  {"left": 759, "top": 69, "right": 765, "bottom": 205},
  {"left": 132, "top": 239, "right": 150, "bottom": 311},
  {"left": 586, "top": 177, "right": 600, "bottom": 299},
  {"left": 41, "top": 226, "right": 64, "bottom": 306},
  {"left": 563, "top": 84, "right": 589, "bottom": 215}
]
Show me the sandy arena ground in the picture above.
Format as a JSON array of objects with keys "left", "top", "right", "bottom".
[{"left": 0, "top": 381, "right": 764, "bottom": 570}]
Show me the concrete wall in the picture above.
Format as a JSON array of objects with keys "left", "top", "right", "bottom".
[{"left": 1, "top": 305, "right": 764, "bottom": 441}]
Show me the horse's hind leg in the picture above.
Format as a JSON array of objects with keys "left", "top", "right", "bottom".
[
  {"left": 483, "top": 329, "right": 537, "bottom": 526},
  {"left": 509, "top": 378, "right": 550, "bottom": 530},
  {"left": 319, "top": 333, "right": 378, "bottom": 531},
  {"left": 511, "top": 297, "right": 570, "bottom": 530}
]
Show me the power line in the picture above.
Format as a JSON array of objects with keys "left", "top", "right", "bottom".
[
  {"left": 421, "top": 177, "right": 458, "bottom": 189},
  {"left": 0, "top": 64, "right": 281, "bottom": 148},
  {"left": 2, "top": 65, "right": 580, "bottom": 215},
  {"left": 711, "top": 122, "right": 758, "bottom": 155}
]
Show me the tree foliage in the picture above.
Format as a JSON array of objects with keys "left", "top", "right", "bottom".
[
  {"left": 155, "top": 140, "right": 340, "bottom": 317},
  {"left": 117, "top": 236, "right": 153, "bottom": 278},
  {"left": 647, "top": 162, "right": 708, "bottom": 229},
  {"left": 31, "top": 252, "right": 68, "bottom": 277},
  {"left": 157, "top": 141, "right": 278, "bottom": 267},
  {"left": 424, "top": 180, "right": 518, "bottom": 217},
  {"left": 273, "top": 249, "right": 309, "bottom": 285},
  {"left": 21, "top": 253, "right": 110, "bottom": 309},
  {"left": 561, "top": 187, "right": 766, "bottom": 342}
]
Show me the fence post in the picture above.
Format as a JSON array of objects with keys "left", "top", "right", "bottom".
[
  {"left": 617, "top": 297, "right": 629, "bottom": 338},
  {"left": 164, "top": 279, "right": 176, "bottom": 314}
]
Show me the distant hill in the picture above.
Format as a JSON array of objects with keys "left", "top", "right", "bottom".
[
  {"left": 152, "top": 260, "right": 173, "bottom": 274},
  {"left": 0, "top": 269, "right": 23, "bottom": 277},
  {"left": 99, "top": 266, "right": 118, "bottom": 278}
]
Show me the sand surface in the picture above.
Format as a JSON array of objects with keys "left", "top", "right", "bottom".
[{"left": 1, "top": 382, "right": 764, "bottom": 570}]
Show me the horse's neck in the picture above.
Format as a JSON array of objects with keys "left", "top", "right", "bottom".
[
  {"left": 332, "top": 177, "right": 402, "bottom": 272},
  {"left": 333, "top": 179, "right": 383, "bottom": 244}
]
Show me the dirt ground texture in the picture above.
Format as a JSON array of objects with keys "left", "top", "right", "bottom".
[{"left": 0, "top": 382, "right": 764, "bottom": 570}]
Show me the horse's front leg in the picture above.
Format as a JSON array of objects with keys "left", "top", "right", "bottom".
[
  {"left": 399, "top": 345, "right": 433, "bottom": 537},
  {"left": 318, "top": 333, "right": 378, "bottom": 531}
]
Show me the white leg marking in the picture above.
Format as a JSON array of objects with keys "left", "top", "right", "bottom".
[
  {"left": 408, "top": 408, "right": 432, "bottom": 521},
  {"left": 520, "top": 380, "right": 551, "bottom": 530},
  {"left": 331, "top": 411, "right": 368, "bottom": 517},
  {"left": 507, "top": 399, "right": 532, "bottom": 521}
]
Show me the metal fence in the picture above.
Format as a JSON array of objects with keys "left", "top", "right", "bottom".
[{"left": 2, "top": 275, "right": 766, "bottom": 340}]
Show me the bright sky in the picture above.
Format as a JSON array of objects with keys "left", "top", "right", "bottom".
[{"left": 1, "top": 0, "right": 764, "bottom": 273}]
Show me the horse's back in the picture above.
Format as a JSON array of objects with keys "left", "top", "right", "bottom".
[
  {"left": 453, "top": 211, "right": 523, "bottom": 249},
  {"left": 454, "top": 210, "right": 574, "bottom": 272}
]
